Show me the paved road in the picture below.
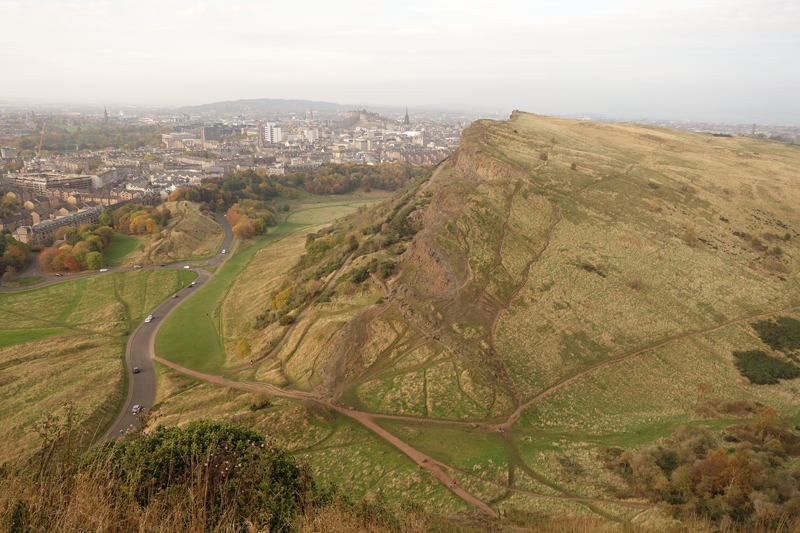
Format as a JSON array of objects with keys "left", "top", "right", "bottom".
[
  {"left": 0, "top": 214, "right": 235, "bottom": 292},
  {"left": 56, "top": 214, "right": 234, "bottom": 440}
]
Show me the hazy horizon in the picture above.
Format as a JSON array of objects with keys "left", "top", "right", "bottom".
[{"left": 2, "top": 0, "right": 798, "bottom": 125}]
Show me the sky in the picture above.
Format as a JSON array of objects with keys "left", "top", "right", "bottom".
[{"left": 1, "top": 0, "right": 799, "bottom": 124}]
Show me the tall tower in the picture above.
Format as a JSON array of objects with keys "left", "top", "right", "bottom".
[
  {"left": 104, "top": 107, "right": 109, "bottom": 123},
  {"left": 752, "top": 123, "right": 756, "bottom": 135},
  {"left": 403, "top": 108, "right": 410, "bottom": 125}
]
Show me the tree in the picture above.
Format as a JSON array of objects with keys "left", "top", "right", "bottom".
[
  {"left": 85, "top": 251, "right": 103, "bottom": 270},
  {"left": 252, "top": 218, "right": 266, "bottom": 235},
  {"left": 233, "top": 222, "right": 255, "bottom": 240},
  {"left": 649, "top": 198, "right": 659, "bottom": 212},
  {"left": 2, "top": 266, "right": 17, "bottom": 283},
  {"left": 235, "top": 339, "right": 251, "bottom": 359},
  {"left": 683, "top": 226, "right": 696, "bottom": 245}
]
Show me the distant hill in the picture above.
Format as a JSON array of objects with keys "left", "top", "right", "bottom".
[{"left": 179, "top": 98, "right": 357, "bottom": 115}]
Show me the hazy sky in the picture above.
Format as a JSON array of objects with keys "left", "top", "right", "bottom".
[{"left": 2, "top": 0, "right": 798, "bottom": 124}]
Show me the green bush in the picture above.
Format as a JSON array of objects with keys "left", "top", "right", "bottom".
[
  {"left": 379, "top": 261, "right": 396, "bottom": 279},
  {"left": 349, "top": 266, "right": 370, "bottom": 284},
  {"left": 733, "top": 350, "right": 800, "bottom": 384},
  {"left": 751, "top": 317, "right": 800, "bottom": 353},
  {"left": 87, "top": 420, "right": 315, "bottom": 532}
]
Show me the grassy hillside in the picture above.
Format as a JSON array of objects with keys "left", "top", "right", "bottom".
[
  {"left": 108, "top": 201, "right": 224, "bottom": 267},
  {"left": 0, "top": 269, "right": 196, "bottom": 460},
  {"left": 146, "top": 113, "right": 800, "bottom": 526}
]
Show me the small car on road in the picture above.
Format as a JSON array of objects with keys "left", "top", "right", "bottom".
[
  {"left": 191, "top": 281, "right": 196, "bottom": 286},
  {"left": 184, "top": 265, "right": 190, "bottom": 269},
  {"left": 133, "top": 367, "right": 140, "bottom": 374},
  {"left": 100, "top": 268, "right": 108, "bottom": 272},
  {"left": 172, "top": 294, "right": 178, "bottom": 298},
  {"left": 134, "top": 265, "right": 142, "bottom": 269},
  {"left": 132, "top": 405, "right": 144, "bottom": 414},
  {"left": 55, "top": 273, "right": 62, "bottom": 277},
  {"left": 145, "top": 315, "right": 153, "bottom": 323},
  {"left": 222, "top": 249, "right": 226, "bottom": 254}
]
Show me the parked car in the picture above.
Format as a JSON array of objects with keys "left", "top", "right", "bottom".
[
  {"left": 55, "top": 273, "right": 62, "bottom": 277},
  {"left": 100, "top": 268, "right": 108, "bottom": 272},
  {"left": 184, "top": 265, "right": 190, "bottom": 269},
  {"left": 133, "top": 367, "right": 140, "bottom": 374},
  {"left": 145, "top": 315, "right": 153, "bottom": 323},
  {"left": 160, "top": 264, "right": 166, "bottom": 267},
  {"left": 133, "top": 265, "right": 142, "bottom": 269}
]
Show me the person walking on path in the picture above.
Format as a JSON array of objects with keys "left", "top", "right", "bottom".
[{"left": 250, "top": 360, "right": 253, "bottom": 367}]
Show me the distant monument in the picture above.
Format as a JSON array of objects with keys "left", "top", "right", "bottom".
[
  {"left": 104, "top": 107, "right": 109, "bottom": 123},
  {"left": 404, "top": 108, "right": 410, "bottom": 125}
]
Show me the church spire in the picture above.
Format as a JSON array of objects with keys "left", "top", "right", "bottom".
[
  {"left": 104, "top": 106, "right": 109, "bottom": 122},
  {"left": 403, "top": 108, "right": 410, "bottom": 125}
]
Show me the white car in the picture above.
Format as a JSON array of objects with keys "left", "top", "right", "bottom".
[
  {"left": 190, "top": 281, "right": 196, "bottom": 286},
  {"left": 99, "top": 268, "right": 108, "bottom": 272},
  {"left": 145, "top": 315, "right": 153, "bottom": 323},
  {"left": 184, "top": 265, "right": 190, "bottom": 269},
  {"left": 222, "top": 249, "right": 226, "bottom": 254}
]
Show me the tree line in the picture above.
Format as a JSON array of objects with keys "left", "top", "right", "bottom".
[{"left": 167, "top": 163, "right": 427, "bottom": 214}]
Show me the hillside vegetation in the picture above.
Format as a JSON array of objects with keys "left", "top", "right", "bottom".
[
  {"left": 108, "top": 201, "right": 224, "bottom": 266},
  {"left": 162, "top": 112, "right": 800, "bottom": 527}
]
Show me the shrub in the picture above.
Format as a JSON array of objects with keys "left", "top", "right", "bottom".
[
  {"left": 626, "top": 277, "right": 645, "bottom": 291},
  {"left": 539, "top": 153, "right": 548, "bottom": 161},
  {"left": 683, "top": 226, "right": 696, "bottom": 245},
  {"left": 647, "top": 182, "right": 660, "bottom": 189},
  {"left": 570, "top": 162, "right": 577, "bottom": 171},
  {"left": 283, "top": 204, "right": 290, "bottom": 212},
  {"left": 279, "top": 314, "right": 295, "bottom": 326},
  {"left": 349, "top": 266, "right": 370, "bottom": 284},
  {"left": 784, "top": 233, "right": 791, "bottom": 241},
  {"left": 751, "top": 317, "right": 800, "bottom": 353},
  {"left": 84, "top": 420, "right": 315, "bottom": 533},
  {"left": 733, "top": 350, "right": 800, "bottom": 384},
  {"left": 250, "top": 392, "right": 273, "bottom": 411},
  {"left": 379, "top": 261, "right": 396, "bottom": 279}
]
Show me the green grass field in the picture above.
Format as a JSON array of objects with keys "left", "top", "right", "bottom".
[
  {"left": 0, "top": 276, "right": 45, "bottom": 288},
  {"left": 0, "top": 328, "right": 70, "bottom": 347},
  {"left": 104, "top": 233, "right": 139, "bottom": 266},
  {"left": 0, "top": 268, "right": 200, "bottom": 460}
]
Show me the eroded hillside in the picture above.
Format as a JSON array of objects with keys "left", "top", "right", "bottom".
[{"left": 150, "top": 113, "right": 800, "bottom": 524}]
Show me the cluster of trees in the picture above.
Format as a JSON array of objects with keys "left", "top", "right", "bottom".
[
  {"left": 0, "top": 234, "right": 30, "bottom": 281},
  {"left": 167, "top": 164, "right": 427, "bottom": 215},
  {"left": 226, "top": 201, "right": 276, "bottom": 240},
  {"left": 10, "top": 123, "right": 167, "bottom": 154},
  {"left": 277, "top": 162, "right": 426, "bottom": 196},
  {"left": 39, "top": 225, "right": 114, "bottom": 272},
  {"left": 601, "top": 409, "right": 800, "bottom": 523},
  {"left": 110, "top": 204, "right": 172, "bottom": 235}
]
